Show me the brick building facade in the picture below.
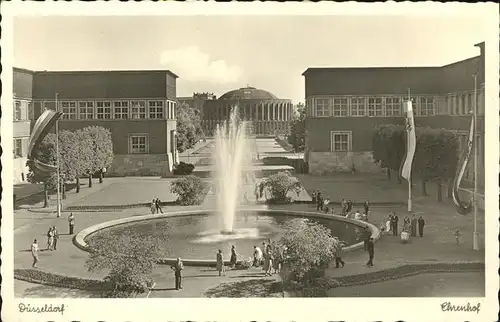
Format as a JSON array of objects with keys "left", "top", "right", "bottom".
[
  {"left": 303, "top": 42, "right": 485, "bottom": 187},
  {"left": 13, "top": 68, "right": 180, "bottom": 178}
]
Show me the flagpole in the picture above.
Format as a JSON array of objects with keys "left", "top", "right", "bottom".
[
  {"left": 55, "top": 92, "right": 61, "bottom": 218},
  {"left": 472, "top": 74, "right": 479, "bottom": 251},
  {"left": 407, "top": 88, "right": 412, "bottom": 212}
]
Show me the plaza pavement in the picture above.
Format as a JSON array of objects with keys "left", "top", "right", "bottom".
[{"left": 13, "top": 138, "right": 485, "bottom": 297}]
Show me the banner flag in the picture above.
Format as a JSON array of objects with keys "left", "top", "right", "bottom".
[{"left": 401, "top": 101, "right": 416, "bottom": 181}]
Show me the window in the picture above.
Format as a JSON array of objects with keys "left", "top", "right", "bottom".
[
  {"left": 315, "top": 98, "right": 330, "bottom": 117},
  {"left": 96, "top": 101, "right": 112, "bottom": 119},
  {"left": 367, "top": 98, "right": 383, "bottom": 116},
  {"left": 129, "top": 135, "right": 148, "bottom": 154},
  {"left": 14, "top": 101, "right": 22, "bottom": 121},
  {"left": 350, "top": 97, "right": 366, "bottom": 116},
  {"left": 13, "top": 139, "right": 23, "bottom": 158},
  {"left": 114, "top": 101, "right": 129, "bottom": 119},
  {"left": 149, "top": 100, "right": 164, "bottom": 119},
  {"left": 330, "top": 131, "right": 351, "bottom": 152},
  {"left": 385, "top": 97, "right": 401, "bottom": 116},
  {"left": 61, "top": 101, "right": 77, "bottom": 119},
  {"left": 130, "top": 100, "right": 146, "bottom": 119},
  {"left": 79, "top": 101, "right": 94, "bottom": 119},
  {"left": 27, "top": 102, "right": 34, "bottom": 120},
  {"left": 419, "top": 97, "right": 435, "bottom": 116},
  {"left": 332, "top": 97, "right": 348, "bottom": 116}
]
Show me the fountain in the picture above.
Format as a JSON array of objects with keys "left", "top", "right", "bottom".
[{"left": 214, "top": 106, "right": 253, "bottom": 235}]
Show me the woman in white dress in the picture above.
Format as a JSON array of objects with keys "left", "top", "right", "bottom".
[{"left": 385, "top": 215, "right": 392, "bottom": 234}]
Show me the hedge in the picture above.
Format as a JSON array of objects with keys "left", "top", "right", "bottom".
[{"left": 14, "top": 268, "right": 109, "bottom": 291}]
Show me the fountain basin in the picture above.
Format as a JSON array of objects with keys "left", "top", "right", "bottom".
[{"left": 75, "top": 209, "right": 380, "bottom": 267}]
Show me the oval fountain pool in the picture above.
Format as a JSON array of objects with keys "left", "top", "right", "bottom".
[{"left": 82, "top": 210, "right": 374, "bottom": 261}]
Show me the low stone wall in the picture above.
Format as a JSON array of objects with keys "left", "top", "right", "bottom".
[
  {"left": 106, "top": 153, "right": 175, "bottom": 177},
  {"left": 308, "top": 151, "right": 384, "bottom": 175}
]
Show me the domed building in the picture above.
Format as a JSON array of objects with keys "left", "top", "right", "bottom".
[{"left": 201, "top": 86, "right": 293, "bottom": 136}]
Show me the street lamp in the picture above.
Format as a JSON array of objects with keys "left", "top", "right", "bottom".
[{"left": 55, "top": 92, "right": 62, "bottom": 218}]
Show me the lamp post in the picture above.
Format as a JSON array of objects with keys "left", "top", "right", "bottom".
[
  {"left": 472, "top": 74, "right": 479, "bottom": 251},
  {"left": 55, "top": 92, "right": 62, "bottom": 218}
]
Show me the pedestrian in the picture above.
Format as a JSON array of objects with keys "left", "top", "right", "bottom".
[
  {"left": 392, "top": 213, "right": 399, "bottom": 236},
  {"left": 323, "top": 197, "right": 330, "bottom": 213},
  {"left": 273, "top": 246, "right": 283, "bottom": 274},
  {"left": 253, "top": 246, "right": 262, "bottom": 267},
  {"left": 418, "top": 216, "right": 425, "bottom": 237},
  {"left": 316, "top": 192, "right": 323, "bottom": 211},
  {"left": 254, "top": 184, "right": 260, "bottom": 202},
  {"left": 155, "top": 198, "right": 164, "bottom": 214},
  {"left": 335, "top": 241, "right": 345, "bottom": 268},
  {"left": 52, "top": 226, "right": 59, "bottom": 250},
  {"left": 366, "top": 237, "right": 375, "bottom": 267},
  {"left": 150, "top": 198, "right": 156, "bottom": 214},
  {"left": 340, "top": 198, "right": 346, "bottom": 216},
  {"left": 363, "top": 227, "right": 371, "bottom": 251},
  {"left": 386, "top": 214, "right": 393, "bottom": 234},
  {"left": 31, "top": 239, "right": 39, "bottom": 268},
  {"left": 410, "top": 214, "right": 418, "bottom": 237},
  {"left": 354, "top": 210, "right": 362, "bottom": 220},
  {"left": 216, "top": 249, "right": 225, "bottom": 276},
  {"left": 454, "top": 229, "right": 461, "bottom": 245},
  {"left": 348, "top": 199, "right": 353, "bottom": 213},
  {"left": 170, "top": 258, "right": 184, "bottom": 290},
  {"left": 68, "top": 213, "right": 75, "bottom": 235},
  {"left": 229, "top": 245, "right": 238, "bottom": 269},
  {"left": 312, "top": 190, "right": 317, "bottom": 204},
  {"left": 364, "top": 200, "right": 370, "bottom": 215},
  {"left": 46, "top": 227, "right": 54, "bottom": 251}
]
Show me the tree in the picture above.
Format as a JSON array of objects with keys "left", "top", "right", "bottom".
[
  {"left": 278, "top": 219, "right": 338, "bottom": 282},
  {"left": 287, "top": 103, "right": 306, "bottom": 152},
  {"left": 58, "top": 130, "right": 82, "bottom": 197},
  {"left": 26, "top": 134, "right": 58, "bottom": 208},
  {"left": 80, "top": 126, "right": 114, "bottom": 187},
  {"left": 176, "top": 102, "right": 203, "bottom": 153},
  {"left": 85, "top": 231, "right": 168, "bottom": 297},
  {"left": 261, "top": 171, "right": 302, "bottom": 203},
  {"left": 170, "top": 175, "right": 207, "bottom": 205},
  {"left": 372, "top": 125, "right": 405, "bottom": 183}
]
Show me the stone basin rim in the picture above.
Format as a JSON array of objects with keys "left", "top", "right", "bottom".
[{"left": 74, "top": 208, "right": 380, "bottom": 266}]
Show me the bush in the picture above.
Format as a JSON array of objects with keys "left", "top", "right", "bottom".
[
  {"left": 173, "top": 161, "right": 195, "bottom": 175},
  {"left": 85, "top": 231, "right": 166, "bottom": 297},
  {"left": 278, "top": 219, "right": 338, "bottom": 282},
  {"left": 170, "top": 175, "right": 207, "bottom": 205},
  {"left": 14, "top": 269, "right": 108, "bottom": 291},
  {"left": 261, "top": 171, "right": 302, "bottom": 203}
]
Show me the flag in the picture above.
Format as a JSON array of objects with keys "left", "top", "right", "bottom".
[{"left": 401, "top": 100, "right": 416, "bottom": 181}]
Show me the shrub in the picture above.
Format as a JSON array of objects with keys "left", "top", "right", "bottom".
[
  {"left": 170, "top": 175, "right": 207, "bottom": 205},
  {"left": 278, "top": 219, "right": 338, "bottom": 282},
  {"left": 261, "top": 171, "right": 302, "bottom": 203},
  {"left": 173, "top": 161, "right": 195, "bottom": 175},
  {"left": 85, "top": 231, "right": 167, "bottom": 297}
]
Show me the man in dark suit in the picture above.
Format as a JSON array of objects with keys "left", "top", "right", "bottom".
[
  {"left": 171, "top": 258, "right": 184, "bottom": 290},
  {"left": 366, "top": 237, "right": 375, "bottom": 267},
  {"left": 392, "top": 214, "right": 399, "bottom": 236}
]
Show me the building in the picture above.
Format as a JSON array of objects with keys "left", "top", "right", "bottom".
[
  {"left": 13, "top": 68, "right": 180, "bottom": 177},
  {"left": 13, "top": 68, "right": 35, "bottom": 184},
  {"left": 189, "top": 86, "right": 293, "bottom": 137},
  {"left": 303, "top": 42, "right": 485, "bottom": 187}
]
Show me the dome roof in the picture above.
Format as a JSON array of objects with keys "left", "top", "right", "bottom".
[{"left": 219, "top": 86, "right": 278, "bottom": 100}]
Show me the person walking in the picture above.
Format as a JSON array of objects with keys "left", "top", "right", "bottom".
[
  {"left": 216, "top": 249, "right": 225, "bottom": 276},
  {"left": 46, "top": 227, "right": 54, "bottom": 251},
  {"left": 155, "top": 198, "right": 164, "bottom": 214},
  {"left": 364, "top": 200, "right": 370, "bottom": 216},
  {"left": 68, "top": 213, "right": 75, "bottom": 235},
  {"left": 31, "top": 239, "right": 39, "bottom": 268},
  {"left": 410, "top": 214, "right": 418, "bottom": 237},
  {"left": 418, "top": 216, "right": 425, "bottom": 237},
  {"left": 392, "top": 214, "right": 399, "bottom": 236},
  {"left": 52, "top": 226, "right": 59, "bottom": 251},
  {"left": 253, "top": 246, "right": 262, "bottom": 267},
  {"left": 335, "top": 241, "right": 345, "bottom": 268},
  {"left": 311, "top": 190, "right": 317, "bottom": 205},
  {"left": 366, "top": 237, "right": 375, "bottom": 267},
  {"left": 150, "top": 198, "right": 157, "bottom": 214},
  {"left": 229, "top": 245, "right": 238, "bottom": 269},
  {"left": 363, "top": 227, "right": 371, "bottom": 251},
  {"left": 316, "top": 192, "right": 323, "bottom": 211},
  {"left": 171, "top": 258, "right": 184, "bottom": 290}
]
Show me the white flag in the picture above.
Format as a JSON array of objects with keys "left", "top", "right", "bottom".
[{"left": 401, "top": 101, "right": 416, "bottom": 181}]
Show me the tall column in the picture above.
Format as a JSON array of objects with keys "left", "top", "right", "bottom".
[{"left": 267, "top": 103, "right": 271, "bottom": 121}]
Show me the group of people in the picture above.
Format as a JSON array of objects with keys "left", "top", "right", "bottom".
[
  {"left": 150, "top": 197, "right": 164, "bottom": 214},
  {"left": 253, "top": 241, "right": 284, "bottom": 276},
  {"left": 312, "top": 191, "right": 371, "bottom": 221},
  {"left": 31, "top": 213, "right": 76, "bottom": 268},
  {"left": 382, "top": 212, "right": 426, "bottom": 238}
]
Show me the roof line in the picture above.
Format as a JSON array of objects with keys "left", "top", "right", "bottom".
[{"left": 14, "top": 67, "right": 179, "bottom": 78}]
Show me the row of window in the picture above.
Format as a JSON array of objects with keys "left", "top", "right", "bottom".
[
  {"left": 43, "top": 100, "right": 177, "bottom": 120},
  {"left": 206, "top": 103, "right": 293, "bottom": 121},
  {"left": 309, "top": 92, "right": 484, "bottom": 118},
  {"left": 14, "top": 100, "right": 33, "bottom": 121},
  {"left": 13, "top": 138, "right": 26, "bottom": 158}
]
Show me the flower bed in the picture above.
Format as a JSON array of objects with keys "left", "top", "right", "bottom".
[
  {"left": 14, "top": 268, "right": 109, "bottom": 291},
  {"left": 283, "top": 262, "right": 484, "bottom": 297}
]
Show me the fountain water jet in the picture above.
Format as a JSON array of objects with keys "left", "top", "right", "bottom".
[{"left": 214, "top": 106, "right": 252, "bottom": 234}]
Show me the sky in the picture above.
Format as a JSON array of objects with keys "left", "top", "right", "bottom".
[{"left": 14, "top": 15, "right": 488, "bottom": 103}]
